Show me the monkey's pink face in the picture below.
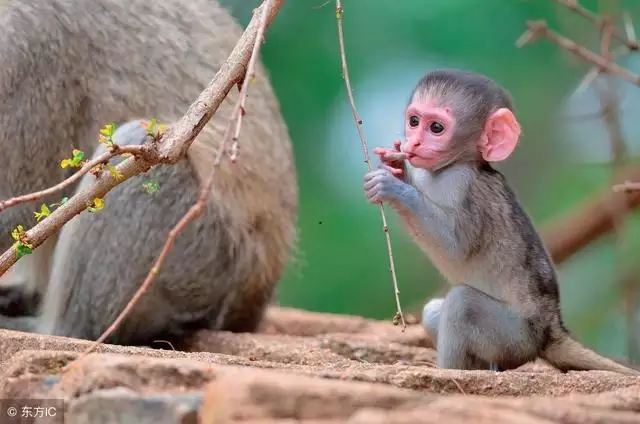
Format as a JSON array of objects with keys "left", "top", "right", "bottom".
[{"left": 403, "top": 99, "right": 455, "bottom": 170}]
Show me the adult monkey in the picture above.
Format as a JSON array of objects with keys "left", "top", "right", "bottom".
[{"left": 0, "top": 0, "right": 298, "bottom": 346}]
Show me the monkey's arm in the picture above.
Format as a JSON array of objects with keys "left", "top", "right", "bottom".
[{"left": 363, "top": 168, "right": 464, "bottom": 257}]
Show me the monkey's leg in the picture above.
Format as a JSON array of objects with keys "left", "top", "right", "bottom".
[
  {"left": 436, "top": 284, "right": 538, "bottom": 371},
  {"left": 423, "top": 296, "right": 498, "bottom": 370},
  {"left": 421, "top": 298, "right": 444, "bottom": 344}
]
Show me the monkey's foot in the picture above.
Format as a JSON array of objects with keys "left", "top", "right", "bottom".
[{"left": 489, "top": 363, "right": 505, "bottom": 372}]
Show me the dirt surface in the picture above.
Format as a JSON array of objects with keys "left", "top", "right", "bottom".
[{"left": 1, "top": 306, "right": 639, "bottom": 423}]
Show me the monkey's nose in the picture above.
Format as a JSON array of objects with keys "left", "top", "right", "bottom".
[{"left": 403, "top": 141, "right": 420, "bottom": 153}]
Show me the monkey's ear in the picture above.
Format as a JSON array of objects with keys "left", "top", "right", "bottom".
[{"left": 478, "top": 108, "right": 522, "bottom": 162}]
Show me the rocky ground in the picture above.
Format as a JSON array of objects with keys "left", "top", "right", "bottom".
[{"left": 0, "top": 307, "right": 639, "bottom": 423}]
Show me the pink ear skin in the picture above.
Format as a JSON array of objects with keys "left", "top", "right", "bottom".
[{"left": 478, "top": 108, "right": 522, "bottom": 162}]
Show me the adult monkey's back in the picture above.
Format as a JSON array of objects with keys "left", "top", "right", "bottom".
[{"left": 0, "top": 0, "right": 298, "bottom": 345}]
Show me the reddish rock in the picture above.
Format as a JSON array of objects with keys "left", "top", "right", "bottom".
[{"left": 0, "top": 307, "right": 638, "bottom": 423}]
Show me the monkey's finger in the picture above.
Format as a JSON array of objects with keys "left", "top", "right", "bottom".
[
  {"left": 363, "top": 168, "right": 387, "bottom": 182},
  {"left": 373, "top": 147, "right": 394, "bottom": 157},
  {"left": 363, "top": 179, "right": 377, "bottom": 191},
  {"left": 364, "top": 174, "right": 386, "bottom": 191},
  {"left": 381, "top": 164, "right": 404, "bottom": 176},
  {"left": 364, "top": 190, "right": 383, "bottom": 204},
  {"left": 380, "top": 152, "right": 407, "bottom": 162},
  {"left": 393, "top": 140, "right": 402, "bottom": 151}
]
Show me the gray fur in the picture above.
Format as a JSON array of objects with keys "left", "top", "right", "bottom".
[
  {"left": 0, "top": 0, "right": 298, "bottom": 346},
  {"left": 365, "top": 69, "right": 640, "bottom": 375}
]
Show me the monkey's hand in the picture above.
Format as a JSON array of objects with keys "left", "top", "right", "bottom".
[
  {"left": 364, "top": 168, "right": 412, "bottom": 206},
  {"left": 373, "top": 140, "right": 407, "bottom": 178}
]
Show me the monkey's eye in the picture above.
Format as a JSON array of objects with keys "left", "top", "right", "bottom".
[
  {"left": 409, "top": 116, "right": 420, "bottom": 127},
  {"left": 429, "top": 122, "right": 444, "bottom": 134}
]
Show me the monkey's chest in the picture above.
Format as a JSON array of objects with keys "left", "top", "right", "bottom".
[
  {"left": 407, "top": 228, "right": 470, "bottom": 283},
  {"left": 409, "top": 227, "right": 502, "bottom": 291}
]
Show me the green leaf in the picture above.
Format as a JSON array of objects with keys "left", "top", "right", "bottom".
[
  {"left": 142, "top": 180, "right": 159, "bottom": 194},
  {"left": 60, "top": 149, "right": 85, "bottom": 168},
  {"left": 13, "top": 243, "right": 32, "bottom": 259},
  {"left": 34, "top": 204, "right": 51, "bottom": 222},
  {"left": 72, "top": 149, "right": 85, "bottom": 163},
  {"left": 99, "top": 123, "right": 116, "bottom": 137},
  {"left": 87, "top": 197, "right": 105, "bottom": 213},
  {"left": 108, "top": 165, "right": 124, "bottom": 181},
  {"left": 10, "top": 225, "right": 24, "bottom": 241}
]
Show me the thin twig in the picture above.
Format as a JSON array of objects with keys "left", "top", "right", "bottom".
[
  {"left": 334, "top": 0, "right": 406, "bottom": 330},
  {"left": 573, "top": 45, "right": 628, "bottom": 95},
  {"left": 597, "top": 12, "right": 639, "bottom": 364},
  {"left": 521, "top": 4, "right": 640, "bottom": 361},
  {"left": 552, "top": 0, "right": 639, "bottom": 50},
  {"left": 230, "top": 1, "right": 272, "bottom": 162},
  {"left": 0, "top": 0, "right": 285, "bottom": 279},
  {"left": 623, "top": 12, "right": 637, "bottom": 43},
  {"left": 76, "top": 0, "right": 280, "bottom": 359},
  {"left": 542, "top": 164, "right": 640, "bottom": 264},
  {"left": 613, "top": 181, "right": 640, "bottom": 192},
  {"left": 0, "top": 145, "right": 148, "bottom": 211},
  {"left": 516, "top": 20, "right": 640, "bottom": 86}
]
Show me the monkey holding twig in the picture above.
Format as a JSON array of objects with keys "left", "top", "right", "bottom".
[
  {"left": 364, "top": 69, "right": 639, "bottom": 375},
  {"left": 0, "top": 0, "right": 297, "bottom": 346}
]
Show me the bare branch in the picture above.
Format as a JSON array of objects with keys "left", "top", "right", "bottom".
[
  {"left": 0, "top": 145, "right": 149, "bottom": 211},
  {"left": 572, "top": 45, "right": 628, "bottom": 95},
  {"left": 540, "top": 165, "right": 640, "bottom": 265},
  {"left": 623, "top": 12, "right": 637, "bottom": 43},
  {"left": 77, "top": 0, "right": 282, "bottom": 358},
  {"left": 335, "top": 0, "right": 406, "bottom": 330},
  {"left": 613, "top": 181, "right": 640, "bottom": 192},
  {"left": 517, "top": 20, "right": 640, "bottom": 86},
  {"left": 0, "top": 0, "right": 285, "bottom": 279},
  {"left": 229, "top": 1, "right": 273, "bottom": 162},
  {"left": 596, "top": 12, "right": 639, "bottom": 363},
  {"left": 552, "top": 0, "right": 639, "bottom": 51}
]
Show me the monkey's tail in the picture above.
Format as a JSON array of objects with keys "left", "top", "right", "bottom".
[{"left": 540, "top": 327, "right": 640, "bottom": 376}]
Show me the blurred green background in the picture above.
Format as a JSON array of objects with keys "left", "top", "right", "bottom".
[{"left": 220, "top": 0, "right": 640, "bottom": 360}]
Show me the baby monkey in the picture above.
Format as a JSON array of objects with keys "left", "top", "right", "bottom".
[{"left": 364, "top": 69, "right": 640, "bottom": 375}]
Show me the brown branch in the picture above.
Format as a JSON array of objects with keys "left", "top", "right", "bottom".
[
  {"left": 516, "top": 20, "right": 640, "bottom": 86},
  {"left": 229, "top": 1, "right": 272, "bottom": 163},
  {"left": 516, "top": 10, "right": 640, "bottom": 265},
  {"left": 541, "top": 165, "right": 640, "bottom": 264},
  {"left": 0, "top": 157, "right": 154, "bottom": 276},
  {"left": 613, "top": 181, "right": 640, "bottom": 192},
  {"left": 0, "top": 145, "right": 149, "bottom": 211},
  {"left": 335, "top": 0, "right": 406, "bottom": 330},
  {"left": 597, "top": 12, "right": 639, "bottom": 364},
  {"left": 73, "top": 0, "right": 282, "bottom": 359},
  {"left": 563, "top": 0, "right": 639, "bottom": 95},
  {"left": 623, "top": 12, "right": 637, "bottom": 44},
  {"left": 573, "top": 45, "right": 628, "bottom": 95},
  {"left": 552, "top": 0, "right": 639, "bottom": 51},
  {"left": 0, "top": 0, "right": 285, "bottom": 279}
]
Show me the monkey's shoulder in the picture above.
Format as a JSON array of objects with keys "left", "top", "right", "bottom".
[
  {"left": 473, "top": 163, "right": 559, "bottom": 295},
  {"left": 471, "top": 163, "right": 529, "bottom": 216}
]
